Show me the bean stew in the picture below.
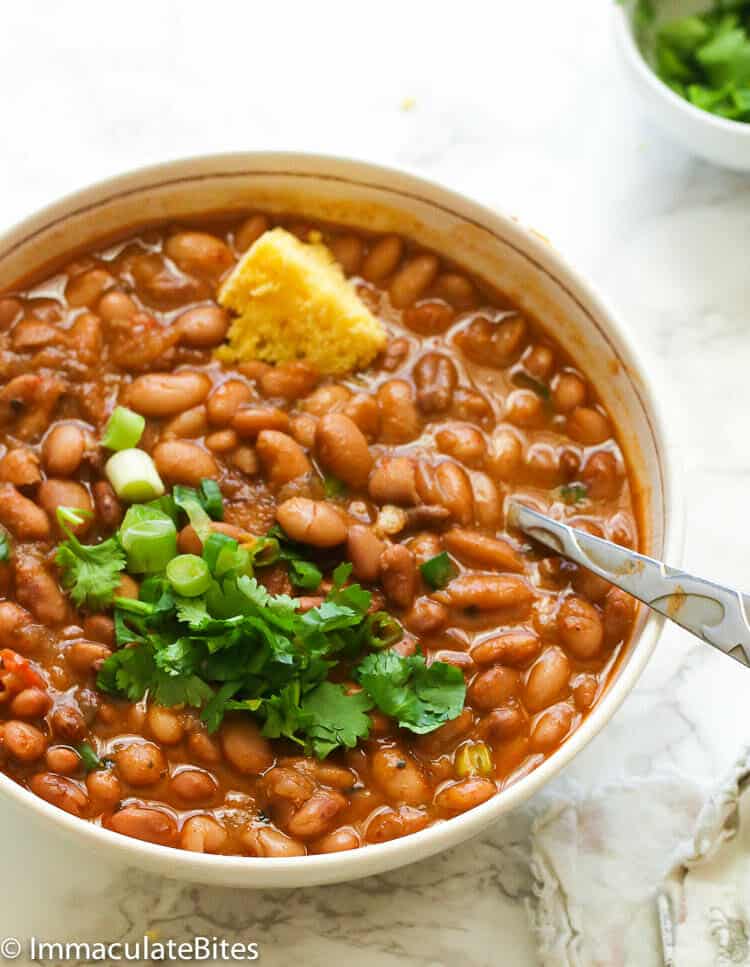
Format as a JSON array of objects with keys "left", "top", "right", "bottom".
[{"left": 0, "top": 214, "right": 638, "bottom": 856}]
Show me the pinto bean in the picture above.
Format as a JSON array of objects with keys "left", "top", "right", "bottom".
[
  {"left": 435, "top": 424, "right": 486, "bottom": 467},
  {"left": 38, "top": 480, "right": 93, "bottom": 534},
  {"left": 303, "top": 385, "right": 351, "bottom": 416},
  {"left": 108, "top": 806, "right": 178, "bottom": 846},
  {"left": 170, "top": 768, "right": 217, "bottom": 803},
  {"left": 0, "top": 448, "right": 41, "bottom": 487},
  {"left": 30, "top": 773, "right": 88, "bottom": 816},
  {"left": 0, "top": 602, "right": 31, "bottom": 649},
  {"left": 603, "top": 587, "right": 636, "bottom": 646},
  {"left": 552, "top": 371, "right": 586, "bottom": 412},
  {"left": 186, "top": 730, "right": 222, "bottom": 765},
  {"left": 98, "top": 290, "right": 138, "bottom": 321},
  {"left": 403, "top": 301, "right": 455, "bottom": 335},
  {"left": 377, "top": 380, "right": 421, "bottom": 444},
  {"left": 220, "top": 717, "right": 273, "bottom": 775},
  {"left": 478, "top": 705, "right": 526, "bottom": 742},
  {"left": 5, "top": 720, "right": 47, "bottom": 760},
  {"left": 471, "top": 472, "right": 503, "bottom": 529},
  {"left": 557, "top": 595, "right": 604, "bottom": 659},
  {"left": 524, "top": 344, "right": 556, "bottom": 381},
  {"left": 86, "top": 769, "right": 122, "bottom": 809},
  {"left": 368, "top": 457, "right": 419, "bottom": 505},
  {"left": 530, "top": 703, "right": 574, "bottom": 752},
  {"left": 315, "top": 413, "right": 373, "bottom": 488},
  {"left": 437, "top": 574, "right": 534, "bottom": 613},
  {"left": 524, "top": 647, "right": 571, "bottom": 713},
  {"left": 152, "top": 441, "right": 219, "bottom": 486},
  {"left": 164, "top": 231, "right": 234, "bottom": 281},
  {"left": 0, "top": 484, "right": 50, "bottom": 539},
  {"left": 50, "top": 704, "right": 86, "bottom": 743},
  {"left": 123, "top": 371, "right": 211, "bottom": 417},
  {"left": 471, "top": 631, "right": 541, "bottom": 667},
  {"left": 347, "top": 525, "right": 385, "bottom": 583},
  {"left": 177, "top": 521, "right": 253, "bottom": 555},
  {"left": 205, "top": 429, "right": 238, "bottom": 453},
  {"left": 573, "top": 674, "right": 599, "bottom": 710},
  {"left": 371, "top": 746, "right": 430, "bottom": 806},
  {"left": 329, "top": 235, "right": 365, "bottom": 274},
  {"left": 313, "top": 826, "right": 361, "bottom": 853},
  {"left": 389, "top": 254, "right": 439, "bottom": 308},
  {"left": 256, "top": 430, "right": 312, "bottom": 486},
  {"left": 242, "top": 826, "right": 306, "bottom": 857},
  {"left": 343, "top": 393, "right": 380, "bottom": 440},
  {"left": 66, "top": 641, "right": 112, "bottom": 674},
  {"left": 233, "top": 407, "right": 290, "bottom": 438},
  {"left": 163, "top": 405, "right": 208, "bottom": 439},
  {"left": 276, "top": 498, "right": 347, "bottom": 547},
  {"left": 287, "top": 789, "right": 348, "bottom": 839},
  {"left": 9, "top": 686, "right": 51, "bottom": 718},
  {"left": 116, "top": 741, "right": 168, "bottom": 787},
  {"left": 42, "top": 424, "right": 86, "bottom": 477},
  {"left": 487, "top": 428, "right": 523, "bottom": 480},
  {"left": 433, "top": 272, "right": 477, "bottom": 308},
  {"left": 15, "top": 553, "right": 67, "bottom": 625},
  {"left": 581, "top": 450, "right": 622, "bottom": 500},
  {"left": 379, "top": 543, "right": 417, "bottom": 609},
  {"left": 413, "top": 353, "right": 457, "bottom": 414},
  {"left": 45, "top": 745, "right": 81, "bottom": 774},
  {"left": 66, "top": 268, "right": 114, "bottom": 308},
  {"left": 456, "top": 314, "right": 527, "bottom": 366},
  {"left": 435, "top": 777, "right": 496, "bottom": 814},
  {"left": 468, "top": 667, "right": 521, "bottom": 710},
  {"left": 235, "top": 214, "right": 270, "bottom": 252},
  {"left": 443, "top": 528, "right": 525, "bottom": 573},
  {"left": 176, "top": 305, "right": 229, "bottom": 348},
  {"left": 404, "top": 596, "right": 449, "bottom": 635},
  {"left": 147, "top": 705, "right": 185, "bottom": 745},
  {"left": 566, "top": 407, "right": 611, "bottom": 445},
  {"left": 362, "top": 236, "right": 403, "bottom": 281},
  {"left": 92, "top": 481, "right": 123, "bottom": 530},
  {"left": 418, "top": 461, "right": 474, "bottom": 525},
  {"left": 181, "top": 815, "right": 228, "bottom": 853},
  {"left": 206, "top": 380, "right": 253, "bottom": 426},
  {"left": 260, "top": 362, "right": 318, "bottom": 401}
]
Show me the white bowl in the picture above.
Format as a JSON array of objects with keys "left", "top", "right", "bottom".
[
  {"left": 614, "top": 0, "right": 750, "bottom": 170},
  {"left": 0, "top": 153, "right": 682, "bottom": 888}
]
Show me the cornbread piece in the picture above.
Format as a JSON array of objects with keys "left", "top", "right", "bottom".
[{"left": 217, "top": 228, "right": 386, "bottom": 376}]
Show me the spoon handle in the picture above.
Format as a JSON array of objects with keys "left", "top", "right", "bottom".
[{"left": 508, "top": 500, "right": 750, "bottom": 667}]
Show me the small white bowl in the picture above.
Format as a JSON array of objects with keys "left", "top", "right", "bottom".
[
  {"left": 614, "top": 1, "right": 750, "bottom": 169},
  {"left": 0, "top": 153, "right": 682, "bottom": 887}
]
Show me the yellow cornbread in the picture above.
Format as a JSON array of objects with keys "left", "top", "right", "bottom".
[{"left": 216, "top": 228, "right": 386, "bottom": 375}]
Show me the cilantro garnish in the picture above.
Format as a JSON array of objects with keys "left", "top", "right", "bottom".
[
  {"left": 0, "top": 530, "right": 11, "bottom": 563},
  {"left": 55, "top": 507, "right": 127, "bottom": 609},
  {"left": 557, "top": 483, "right": 588, "bottom": 505},
  {"left": 357, "top": 652, "right": 466, "bottom": 734},
  {"left": 77, "top": 741, "right": 106, "bottom": 772}
]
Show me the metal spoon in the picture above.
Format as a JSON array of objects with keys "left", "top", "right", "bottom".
[{"left": 508, "top": 500, "right": 750, "bottom": 667}]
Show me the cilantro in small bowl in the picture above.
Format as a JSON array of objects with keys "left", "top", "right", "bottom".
[{"left": 616, "top": 0, "right": 750, "bottom": 168}]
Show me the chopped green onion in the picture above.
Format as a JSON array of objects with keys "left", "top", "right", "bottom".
[
  {"left": 198, "top": 479, "right": 224, "bottom": 520},
  {"left": 0, "top": 530, "right": 10, "bottom": 563},
  {"left": 173, "top": 485, "right": 213, "bottom": 543},
  {"left": 557, "top": 483, "right": 588, "bottom": 505},
  {"left": 105, "top": 449, "right": 165, "bottom": 502},
  {"left": 56, "top": 505, "right": 92, "bottom": 531},
  {"left": 215, "top": 544, "right": 250, "bottom": 578},
  {"left": 512, "top": 370, "right": 550, "bottom": 400},
  {"left": 102, "top": 406, "right": 145, "bottom": 451},
  {"left": 119, "top": 505, "right": 177, "bottom": 573},
  {"left": 420, "top": 551, "right": 457, "bottom": 590},
  {"left": 114, "top": 596, "right": 155, "bottom": 615},
  {"left": 364, "top": 611, "right": 403, "bottom": 649},
  {"left": 247, "top": 536, "right": 280, "bottom": 567},
  {"left": 77, "top": 741, "right": 105, "bottom": 772},
  {"left": 166, "top": 554, "right": 211, "bottom": 597},
  {"left": 290, "top": 559, "right": 322, "bottom": 590},
  {"left": 455, "top": 741, "right": 494, "bottom": 778},
  {"left": 202, "top": 532, "right": 237, "bottom": 573},
  {"left": 323, "top": 475, "right": 347, "bottom": 498}
]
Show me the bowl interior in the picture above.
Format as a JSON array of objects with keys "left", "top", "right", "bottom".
[{"left": 0, "top": 154, "right": 677, "bottom": 886}]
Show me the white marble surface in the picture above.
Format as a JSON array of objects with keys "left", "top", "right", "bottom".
[{"left": 2, "top": 1, "right": 750, "bottom": 963}]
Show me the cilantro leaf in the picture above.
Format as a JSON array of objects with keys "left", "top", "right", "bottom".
[
  {"left": 301, "top": 682, "right": 372, "bottom": 758},
  {"left": 56, "top": 531, "right": 127, "bottom": 609},
  {"left": 97, "top": 643, "right": 155, "bottom": 701},
  {"left": 0, "top": 530, "right": 11, "bottom": 563},
  {"left": 357, "top": 652, "right": 466, "bottom": 734}
]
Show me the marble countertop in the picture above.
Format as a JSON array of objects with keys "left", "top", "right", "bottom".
[{"left": 2, "top": 2, "right": 749, "bottom": 964}]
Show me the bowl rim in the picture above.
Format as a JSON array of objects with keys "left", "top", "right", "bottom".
[
  {"left": 613, "top": 2, "right": 750, "bottom": 136},
  {"left": 0, "top": 151, "right": 684, "bottom": 886}
]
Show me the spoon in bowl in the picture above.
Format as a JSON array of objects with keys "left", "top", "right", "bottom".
[{"left": 508, "top": 500, "right": 750, "bottom": 667}]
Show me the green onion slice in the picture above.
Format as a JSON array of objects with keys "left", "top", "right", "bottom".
[
  {"left": 166, "top": 554, "right": 211, "bottom": 597},
  {"left": 198, "top": 479, "right": 224, "bottom": 520},
  {"left": 248, "top": 536, "right": 280, "bottom": 568},
  {"left": 102, "top": 406, "right": 146, "bottom": 451},
  {"left": 0, "top": 530, "right": 10, "bottom": 563},
  {"left": 364, "top": 611, "right": 403, "bottom": 649},
  {"left": 119, "top": 505, "right": 177, "bottom": 573},
  {"left": 106, "top": 449, "right": 165, "bottom": 502},
  {"left": 289, "top": 559, "right": 322, "bottom": 590},
  {"left": 420, "top": 551, "right": 457, "bottom": 590},
  {"left": 202, "top": 532, "right": 237, "bottom": 573}
]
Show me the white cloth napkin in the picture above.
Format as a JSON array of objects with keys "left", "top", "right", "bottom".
[{"left": 528, "top": 752, "right": 750, "bottom": 966}]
